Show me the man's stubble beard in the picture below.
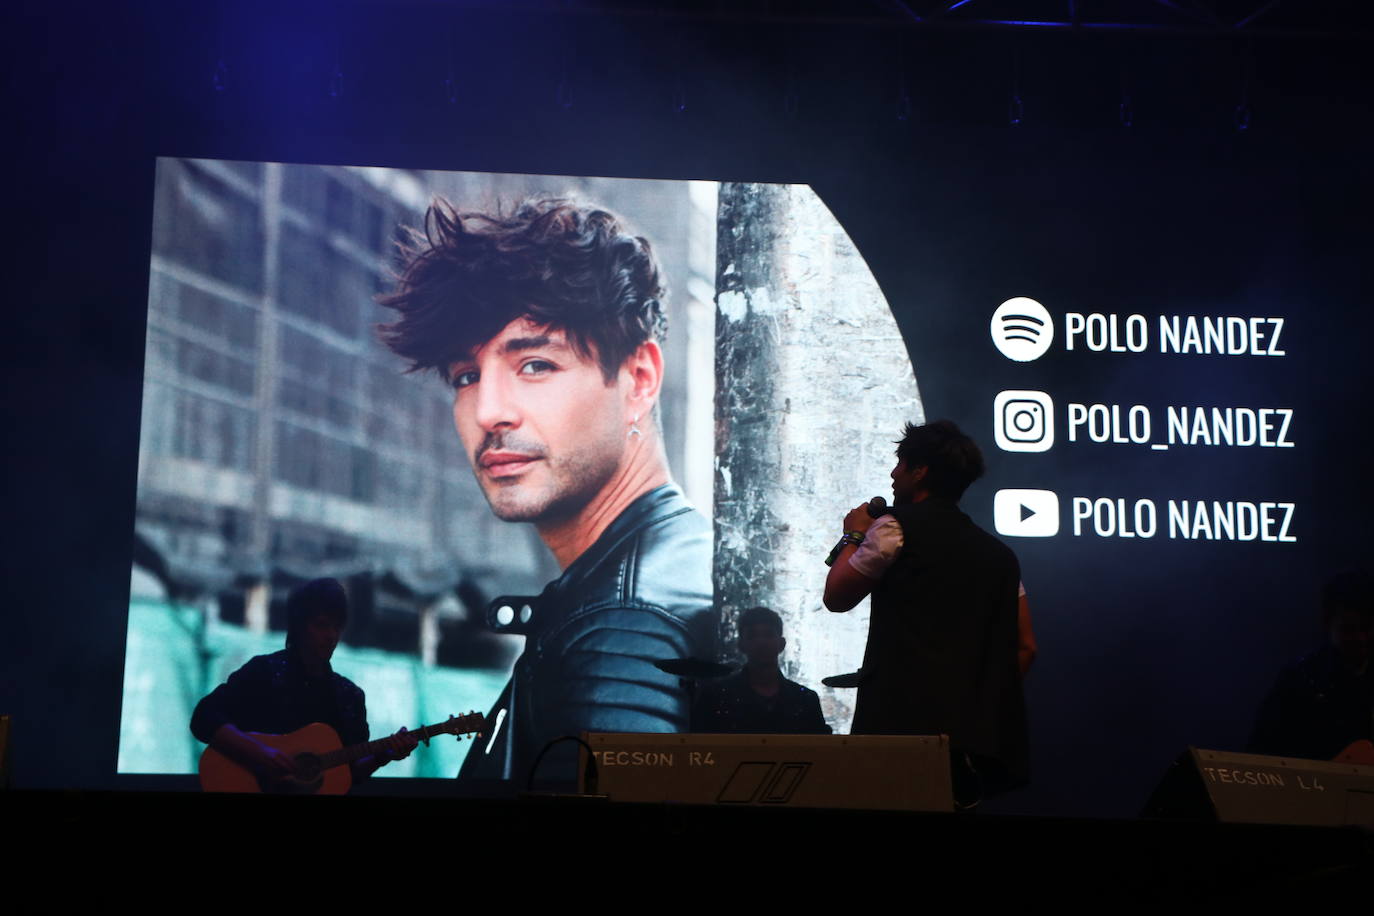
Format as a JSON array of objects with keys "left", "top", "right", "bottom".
[{"left": 478, "top": 427, "right": 626, "bottom": 526}]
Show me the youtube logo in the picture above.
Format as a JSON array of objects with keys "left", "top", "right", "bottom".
[{"left": 994, "top": 489, "right": 1060, "bottom": 537}]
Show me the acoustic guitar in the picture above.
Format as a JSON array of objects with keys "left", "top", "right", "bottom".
[
  {"left": 199, "top": 712, "right": 485, "bottom": 794},
  {"left": 1335, "top": 739, "right": 1374, "bottom": 765}
]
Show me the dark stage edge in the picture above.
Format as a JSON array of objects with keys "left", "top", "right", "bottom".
[{"left": 4, "top": 787, "right": 1372, "bottom": 900}]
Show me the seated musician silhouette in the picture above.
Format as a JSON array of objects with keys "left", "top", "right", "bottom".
[
  {"left": 691, "top": 606, "right": 832, "bottom": 735},
  {"left": 191, "top": 578, "right": 416, "bottom": 790},
  {"left": 1249, "top": 569, "right": 1374, "bottom": 762}
]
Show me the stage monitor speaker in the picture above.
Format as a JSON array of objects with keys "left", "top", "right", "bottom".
[
  {"left": 1144, "top": 747, "right": 1374, "bottom": 827},
  {"left": 580, "top": 732, "right": 952, "bottom": 811}
]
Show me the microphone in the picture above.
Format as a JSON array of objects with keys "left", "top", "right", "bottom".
[{"left": 824, "top": 496, "right": 888, "bottom": 566}]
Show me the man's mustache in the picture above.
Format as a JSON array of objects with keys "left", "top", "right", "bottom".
[{"left": 474, "top": 431, "right": 548, "bottom": 464}]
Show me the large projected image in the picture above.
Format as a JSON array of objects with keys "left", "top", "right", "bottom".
[{"left": 118, "top": 159, "right": 918, "bottom": 785}]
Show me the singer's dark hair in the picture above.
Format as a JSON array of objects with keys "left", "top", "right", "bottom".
[
  {"left": 378, "top": 196, "right": 666, "bottom": 384},
  {"left": 738, "top": 606, "right": 784, "bottom": 637},
  {"left": 285, "top": 578, "right": 349, "bottom": 649},
  {"left": 895, "top": 420, "right": 985, "bottom": 501}
]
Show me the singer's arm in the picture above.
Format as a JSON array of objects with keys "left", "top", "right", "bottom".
[
  {"left": 824, "top": 543, "right": 875, "bottom": 611},
  {"left": 824, "top": 503, "right": 883, "bottom": 612}
]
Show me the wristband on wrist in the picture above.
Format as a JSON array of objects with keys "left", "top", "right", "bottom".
[{"left": 840, "top": 531, "right": 866, "bottom": 548}]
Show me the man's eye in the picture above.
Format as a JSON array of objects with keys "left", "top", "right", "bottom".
[
  {"left": 519, "top": 360, "right": 556, "bottom": 377},
  {"left": 451, "top": 369, "right": 479, "bottom": 390}
]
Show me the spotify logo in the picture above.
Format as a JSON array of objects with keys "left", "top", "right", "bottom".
[{"left": 991, "top": 297, "right": 1054, "bottom": 362}]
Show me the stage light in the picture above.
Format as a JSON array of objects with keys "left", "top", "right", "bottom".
[
  {"left": 443, "top": 39, "right": 458, "bottom": 104},
  {"left": 556, "top": 72, "right": 573, "bottom": 111},
  {"left": 896, "top": 74, "right": 912, "bottom": 122},
  {"left": 212, "top": 58, "right": 228, "bottom": 93},
  {"left": 673, "top": 76, "right": 687, "bottom": 114},
  {"left": 1234, "top": 102, "right": 1251, "bottom": 131},
  {"left": 1118, "top": 59, "right": 1133, "bottom": 128},
  {"left": 329, "top": 35, "right": 343, "bottom": 99},
  {"left": 1008, "top": 52, "right": 1023, "bottom": 126},
  {"left": 1233, "top": 55, "right": 1254, "bottom": 131}
]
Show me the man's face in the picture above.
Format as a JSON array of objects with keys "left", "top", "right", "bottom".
[
  {"left": 1329, "top": 609, "right": 1373, "bottom": 669},
  {"left": 450, "top": 317, "right": 629, "bottom": 524},
  {"left": 300, "top": 613, "right": 342, "bottom": 668},
  {"left": 739, "top": 623, "right": 785, "bottom": 667},
  {"left": 890, "top": 459, "right": 926, "bottom": 505}
]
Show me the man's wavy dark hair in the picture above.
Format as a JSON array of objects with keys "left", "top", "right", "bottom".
[
  {"left": 285, "top": 578, "right": 348, "bottom": 649},
  {"left": 378, "top": 197, "right": 667, "bottom": 383},
  {"left": 895, "top": 419, "right": 986, "bottom": 501}
]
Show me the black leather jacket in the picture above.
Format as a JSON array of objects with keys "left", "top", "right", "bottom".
[{"left": 459, "top": 484, "right": 714, "bottom": 783}]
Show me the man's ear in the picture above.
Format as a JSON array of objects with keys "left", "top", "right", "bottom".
[
  {"left": 622, "top": 340, "right": 664, "bottom": 416},
  {"left": 778, "top": 636, "right": 787, "bottom": 654}
]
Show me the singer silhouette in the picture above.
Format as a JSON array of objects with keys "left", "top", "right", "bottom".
[{"left": 822, "top": 420, "right": 1028, "bottom": 802}]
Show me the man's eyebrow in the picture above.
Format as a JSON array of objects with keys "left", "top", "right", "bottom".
[
  {"left": 449, "top": 334, "right": 574, "bottom": 370},
  {"left": 499, "top": 335, "right": 571, "bottom": 355}
]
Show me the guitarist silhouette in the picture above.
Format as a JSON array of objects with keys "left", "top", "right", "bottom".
[{"left": 191, "top": 578, "right": 419, "bottom": 791}]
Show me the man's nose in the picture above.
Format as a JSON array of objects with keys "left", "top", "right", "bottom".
[{"left": 471, "top": 368, "right": 520, "bottom": 431}]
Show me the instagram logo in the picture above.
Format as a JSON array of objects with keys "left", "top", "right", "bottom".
[{"left": 994, "top": 390, "right": 1054, "bottom": 452}]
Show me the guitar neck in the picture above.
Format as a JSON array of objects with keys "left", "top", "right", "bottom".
[{"left": 315, "top": 719, "right": 465, "bottom": 771}]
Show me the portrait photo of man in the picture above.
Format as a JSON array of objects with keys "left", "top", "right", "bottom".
[
  {"left": 379, "top": 197, "right": 714, "bottom": 781},
  {"left": 119, "top": 163, "right": 900, "bottom": 783}
]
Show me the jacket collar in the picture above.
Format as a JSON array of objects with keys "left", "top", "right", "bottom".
[{"left": 544, "top": 483, "right": 693, "bottom": 598}]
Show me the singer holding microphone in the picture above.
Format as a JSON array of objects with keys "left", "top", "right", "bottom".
[{"left": 823, "top": 420, "right": 1029, "bottom": 803}]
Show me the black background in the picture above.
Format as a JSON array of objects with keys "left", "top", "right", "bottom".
[{"left": 4, "top": 1, "right": 1371, "bottom": 818}]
